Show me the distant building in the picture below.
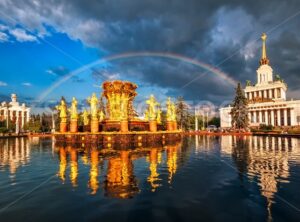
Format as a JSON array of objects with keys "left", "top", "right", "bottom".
[
  {"left": 220, "top": 33, "right": 300, "bottom": 128},
  {"left": 0, "top": 94, "right": 30, "bottom": 130}
]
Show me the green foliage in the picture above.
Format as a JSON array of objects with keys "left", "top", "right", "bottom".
[
  {"left": 208, "top": 117, "right": 220, "bottom": 127},
  {"left": 0, "top": 127, "right": 8, "bottom": 133},
  {"left": 230, "top": 83, "right": 249, "bottom": 130},
  {"left": 175, "top": 96, "right": 190, "bottom": 131},
  {"left": 24, "top": 113, "right": 55, "bottom": 133},
  {"left": 259, "top": 124, "right": 274, "bottom": 131},
  {"left": 287, "top": 128, "right": 300, "bottom": 135},
  {"left": 24, "top": 118, "right": 42, "bottom": 133}
]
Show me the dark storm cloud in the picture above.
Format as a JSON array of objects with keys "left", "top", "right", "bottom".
[{"left": 1, "top": 0, "right": 300, "bottom": 103}]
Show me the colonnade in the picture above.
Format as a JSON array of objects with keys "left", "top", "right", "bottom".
[
  {"left": 248, "top": 108, "right": 295, "bottom": 126},
  {"left": 246, "top": 88, "right": 284, "bottom": 100}
]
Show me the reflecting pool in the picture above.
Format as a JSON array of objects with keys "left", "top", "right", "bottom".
[{"left": 0, "top": 136, "right": 300, "bottom": 221}]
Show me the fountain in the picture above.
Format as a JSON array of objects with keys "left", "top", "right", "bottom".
[{"left": 54, "top": 80, "right": 180, "bottom": 145}]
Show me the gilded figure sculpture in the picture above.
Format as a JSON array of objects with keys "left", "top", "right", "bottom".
[
  {"left": 156, "top": 108, "right": 162, "bottom": 124},
  {"left": 99, "top": 110, "right": 105, "bottom": 122},
  {"left": 146, "top": 95, "right": 160, "bottom": 120},
  {"left": 166, "top": 97, "right": 176, "bottom": 121},
  {"left": 87, "top": 93, "right": 99, "bottom": 120},
  {"left": 56, "top": 98, "right": 68, "bottom": 120},
  {"left": 82, "top": 109, "right": 90, "bottom": 126},
  {"left": 69, "top": 97, "right": 78, "bottom": 120}
]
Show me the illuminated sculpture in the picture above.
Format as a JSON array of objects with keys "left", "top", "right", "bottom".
[
  {"left": 56, "top": 97, "right": 68, "bottom": 133},
  {"left": 87, "top": 93, "right": 99, "bottom": 133},
  {"left": 146, "top": 95, "right": 160, "bottom": 120},
  {"left": 102, "top": 80, "right": 137, "bottom": 132},
  {"left": 55, "top": 80, "right": 178, "bottom": 134},
  {"left": 69, "top": 97, "right": 78, "bottom": 133},
  {"left": 156, "top": 108, "right": 162, "bottom": 124},
  {"left": 99, "top": 110, "right": 105, "bottom": 122},
  {"left": 82, "top": 109, "right": 90, "bottom": 126},
  {"left": 166, "top": 97, "right": 177, "bottom": 131},
  {"left": 146, "top": 95, "right": 160, "bottom": 132}
]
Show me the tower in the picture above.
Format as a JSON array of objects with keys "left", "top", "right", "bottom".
[{"left": 256, "top": 33, "right": 273, "bottom": 85}]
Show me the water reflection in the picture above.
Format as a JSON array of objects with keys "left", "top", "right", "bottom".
[
  {"left": 1, "top": 136, "right": 300, "bottom": 221},
  {"left": 0, "top": 137, "right": 30, "bottom": 175},
  {"left": 220, "top": 135, "right": 300, "bottom": 221},
  {"left": 147, "top": 147, "right": 162, "bottom": 192},
  {"left": 55, "top": 141, "right": 182, "bottom": 198}
]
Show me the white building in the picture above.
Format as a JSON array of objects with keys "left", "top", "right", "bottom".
[
  {"left": 0, "top": 94, "right": 30, "bottom": 131},
  {"left": 220, "top": 33, "right": 300, "bottom": 128}
]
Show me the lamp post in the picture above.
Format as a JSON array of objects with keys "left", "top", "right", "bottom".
[{"left": 195, "top": 108, "right": 198, "bottom": 131}]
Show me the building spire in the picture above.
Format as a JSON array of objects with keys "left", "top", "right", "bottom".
[{"left": 260, "top": 33, "right": 269, "bottom": 65}]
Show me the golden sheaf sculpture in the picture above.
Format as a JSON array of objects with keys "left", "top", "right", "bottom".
[{"left": 102, "top": 81, "right": 138, "bottom": 121}]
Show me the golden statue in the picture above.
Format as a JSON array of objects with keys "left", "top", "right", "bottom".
[
  {"left": 146, "top": 95, "right": 160, "bottom": 120},
  {"left": 99, "top": 110, "right": 105, "bottom": 122},
  {"left": 56, "top": 98, "right": 67, "bottom": 121},
  {"left": 144, "top": 110, "right": 149, "bottom": 121},
  {"left": 171, "top": 103, "right": 176, "bottom": 121},
  {"left": 156, "top": 108, "right": 162, "bottom": 124},
  {"left": 69, "top": 97, "right": 78, "bottom": 120},
  {"left": 82, "top": 109, "right": 90, "bottom": 126},
  {"left": 166, "top": 97, "right": 176, "bottom": 121},
  {"left": 166, "top": 97, "right": 172, "bottom": 121},
  {"left": 120, "top": 93, "right": 129, "bottom": 120},
  {"left": 87, "top": 93, "right": 98, "bottom": 120}
]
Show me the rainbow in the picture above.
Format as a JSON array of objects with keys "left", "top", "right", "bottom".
[{"left": 37, "top": 52, "right": 237, "bottom": 103}]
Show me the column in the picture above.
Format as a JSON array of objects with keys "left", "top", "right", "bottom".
[
  {"left": 264, "top": 110, "right": 269, "bottom": 125},
  {"left": 21, "top": 111, "right": 25, "bottom": 129},
  {"left": 16, "top": 112, "right": 19, "bottom": 133},
  {"left": 26, "top": 110, "right": 30, "bottom": 122},
  {"left": 259, "top": 91, "right": 262, "bottom": 98},
  {"left": 249, "top": 92, "right": 252, "bottom": 100},
  {"left": 277, "top": 109, "right": 281, "bottom": 126},
  {"left": 265, "top": 90, "right": 268, "bottom": 99},
  {"left": 248, "top": 112, "right": 251, "bottom": 124},
  {"left": 271, "top": 110, "right": 275, "bottom": 126},
  {"left": 284, "top": 109, "right": 288, "bottom": 126},
  {"left": 259, "top": 111, "right": 263, "bottom": 123},
  {"left": 274, "top": 88, "right": 278, "bottom": 99},
  {"left": 290, "top": 109, "right": 295, "bottom": 126},
  {"left": 253, "top": 111, "right": 257, "bottom": 123}
]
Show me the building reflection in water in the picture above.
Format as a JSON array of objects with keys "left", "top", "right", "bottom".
[
  {"left": 55, "top": 141, "right": 182, "bottom": 199},
  {"left": 220, "top": 135, "right": 300, "bottom": 221},
  {"left": 0, "top": 137, "right": 30, "bottom": 176}
]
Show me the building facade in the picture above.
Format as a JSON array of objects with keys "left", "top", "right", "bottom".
[
  {"left": 0, "top": 94, "right": 30, "bottom": 131},
  {"left": 220, "top": 33, "right": 300, "bottom": 128}
]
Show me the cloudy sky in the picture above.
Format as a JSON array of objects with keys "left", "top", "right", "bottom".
[{"left": 0, "top": 0, "right": 299, "bottom": 113}]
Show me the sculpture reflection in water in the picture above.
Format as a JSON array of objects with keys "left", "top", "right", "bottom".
[
  {"left": 147, "top": 147, "right": 162, "bottom": 192},
  {"left": 56, "top": 141, "right": 182, "bottom": 198}
]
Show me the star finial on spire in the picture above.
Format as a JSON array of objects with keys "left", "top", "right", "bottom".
[{"left": 260, "top": 33, "right": 269, "bottom": 65}]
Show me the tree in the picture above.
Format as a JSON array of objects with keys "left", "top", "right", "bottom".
[
  {"left": 208, "top": 117, "right": 220, "bottom": 127},
  {"left": 230, "top": 83, "right": 249, "bottom": 130},
  {"left": 176, "top": 96, "right": 190, "bottom": 130}
]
